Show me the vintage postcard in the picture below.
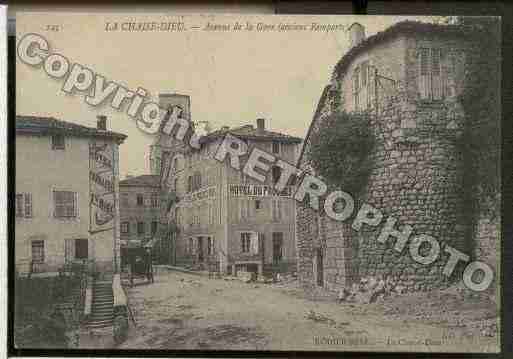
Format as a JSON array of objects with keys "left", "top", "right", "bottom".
[{"left": 13, "top": 12, "right": 500, "bottom": 353}]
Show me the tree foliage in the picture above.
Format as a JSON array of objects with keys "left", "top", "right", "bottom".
[{"left": 307, "top": 111, "right": 375, "bottom": 195}]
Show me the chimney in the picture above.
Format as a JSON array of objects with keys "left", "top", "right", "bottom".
[
  {"left": 347, "top": 22, "right": 365, "bottom": 49},
  {"left": 256, "top": 118, "right": 265, "bottom": 133},
  {"left": 97, "top": 115, "right": 107, "bottom": 131}
]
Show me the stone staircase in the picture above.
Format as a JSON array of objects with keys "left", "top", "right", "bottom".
[{"left": 87, "top": 279, "right": 114, "bottom": 329}]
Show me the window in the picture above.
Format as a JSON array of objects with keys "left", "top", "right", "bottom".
[
  {"left": 419, "top": 47, "right": 444, "bottom": 100},
  {"left": 16, "top": 194, "right": 23, "bottom": 217},
  {"left": 352, "top": 67, "right": 360, "bottom": 111},
  {"left": 31, "top": 240, "right": 44, "bottom": 263},
  {"left": 352, "top": 61, "right": 373, "bottom": 111},
  {"left": 272, "top": 141, "right": 280, "bottom": 154},
  {"left": 191, "top": 171, "right": 202, "bottom": 192},
  {"left": 241, "top": 232, "right": 251, "bottom": 253},
  {"left": 136, "top": 194, "right": 144, "bottom": 206},
  {"left": 187, "top": 176, "right": 192, "bottom": 193},
  {"left": 207, "top": 237, "right": 213, "bottom": 255},
  {"left": 137, "top": 222, "right": 145, "bottom": 235},
  {"left": 150, "top": 193, "right": 159, "bottom": 208},
  {"left": 272, "top": 232, "right": 283, "bottom": 264},
  {"left": 174, "top": 178, "right": 178, "bottom": 191},
  {"left": 155, "top": 156, "right": 161, "bottom": 175},
  {"left": 16, "top": 193, "right": 32, "bottom": 218},
  {"left": 188, "top": 238, "right": 195, "bottom": 255},
  {"left": 121, "top": 221, "right": 130, "bottom": 234},
  {"left": 162, "top": 151, "right": 170, "bottom": 170},
  {"left": 151, "top": 221, "right": 158, "bottom": 236},
  {"left": 239, "top": 199, "right": 250, "bottom": 221},
  {"left": 361, "top": 61, "right": 368, "bottom": 87},
  {"left": 272, "top": 199, "right": 282, "bottom": 221},
  {"left": 54, "top": 191, "right": 77, "bottom": 218},
  {"left": 175, "top": 208, "right": 181, "bottom": 226},
  {"left": 51, "top": 134, "right": 65, "bottom": 150},
  {"left": 240, "top": 171, "right": 248, "bottom": 184},
  {"left": 255, "top": 200, "right": 261, "bottom": 210},
  {"left": 208, "top": 203, "right": 214, "bottom": 225},
  {"left": 75, "top": 239, "right": 88, "bottom": 259}
]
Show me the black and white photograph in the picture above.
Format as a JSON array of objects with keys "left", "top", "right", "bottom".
[{"left": 12, "top": 12, "right": 501, "bottom": 353}]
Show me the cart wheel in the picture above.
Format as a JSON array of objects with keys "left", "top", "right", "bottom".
[{"left": 113, "top": 314, "right": 128, "bottom": 344}]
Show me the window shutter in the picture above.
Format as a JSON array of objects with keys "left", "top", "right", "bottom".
[
  {"left": 360, "top": 61, "right": 368, "bottom": 110},
  {"left": 353, "top": 67, "right": 360, "bottom": 110},
  {"left": 419, "top": 48, "right": 430, "bottom": 100},
  {"left": 16, "top": 194, "right": 24, "bottom": 217},
  {"left": 65, "top": 238, "right": 75, "bottom": 262},
  {"left": 24, "top": 193, "right": 32, "bottom": 218},
  {"left": 74, "top": 192, "right": 78, "bottom": 217},
  {"left": 431, "top": 48, "right": 442, "bottom": 100},
  {"left": 367, "top": 65, "right": 374, "bottom": 109},
  {"left": 191, "top": 238, "right": 196, "bottom": 254}
]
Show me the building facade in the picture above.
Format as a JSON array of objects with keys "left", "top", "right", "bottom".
[
  {"left": 119, "top": 175, "right": 161, "bottom": 244},
  {"left": 15, "top": 115, "right": 126, "bottom": 276},
  {"left": 297, "top": 21, "right": 482, "bottom": 292},
  {"left": 154, "top": 94, "right": 302, "bottom": 277}
]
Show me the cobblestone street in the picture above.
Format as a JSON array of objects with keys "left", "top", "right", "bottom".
[{"left": 117, "top": 269, "right": 499, "bottom": 352}]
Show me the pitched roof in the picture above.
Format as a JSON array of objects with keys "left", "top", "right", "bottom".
[
  {"left": 199, "top": 124, "right": 303, "bottom": 145},
  {"left": 332, "top": 20, "right": 468, "bottom": 80},
  {"left": 16, "top": 115, "right": 127, "bottom": 142},
  {"left": 119, "top": 174, "right": 160, "bottom": 187},
  {"left": 296, "top": 85, "right": 332, "bottom": 167}
]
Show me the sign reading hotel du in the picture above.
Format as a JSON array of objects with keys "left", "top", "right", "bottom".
[
  {"left": 229, "top": 184, "right": 293, "bottom": 198},
  {"left": 89, "top": 141, "right": 115, "bottom": 234}
]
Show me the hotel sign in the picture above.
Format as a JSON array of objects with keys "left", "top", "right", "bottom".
[
  {"left": 89, "top": 141, "right": 115, "bottom": 234},
  {"left": 229, "top": 184, "right": 293, "bottom": 198}
]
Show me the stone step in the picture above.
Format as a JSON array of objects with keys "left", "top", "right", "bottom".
[
  {"left": 90, "top": 313, "right": 114, "bottom": 319},
  {"left": 92, "top": 301, "right": 113, "bottom": 307},
  {"left": 94, "top": 292, "right": 113, "bottom": 296},
  {"left": 92, "top": 309, "right": 113, "bottom": 314},
  {"left": 87, "top": 320, "right": 113, "bottom": 329},
  {"left": 92, "top": 305, "right": 113, "bottom": 312}
]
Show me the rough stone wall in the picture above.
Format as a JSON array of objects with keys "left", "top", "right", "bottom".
[
  {"left": 474, "top": 212, "right": 500, "bottom": 292},
  {"left": 296, "top": 202, "right": 317, "bottom": 289},
  {"left": 296, "top": 30, "right": 490, "bottom": 293},
  {"left": 355, "top": 95, "right": 467, "bottom": 291},
  {"left": 323, "top": 219, "right": 357, "bottom": 291}
]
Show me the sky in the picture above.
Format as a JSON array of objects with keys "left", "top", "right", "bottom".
[{"left": 16, "top": 13, "right": 439, "bottom": 177}]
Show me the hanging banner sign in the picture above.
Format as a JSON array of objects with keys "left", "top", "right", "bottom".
[
  {"left": 89, "top": 142, "right": 115, "bottom": 234},
  {"left": 228, "top": 184, "right": 293, "bottom": 197}
]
